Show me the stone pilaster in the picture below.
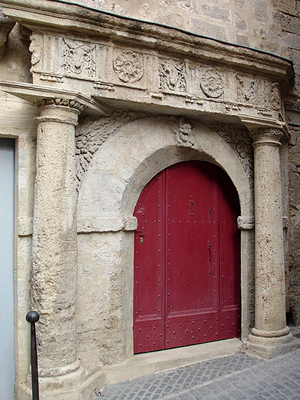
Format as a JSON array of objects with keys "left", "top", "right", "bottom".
[
  {"left": 246, "top": 127, "right": 294, "bottom": 358},
  {"left": 31, "top": 98, "right": 83, "bottom": 377}
]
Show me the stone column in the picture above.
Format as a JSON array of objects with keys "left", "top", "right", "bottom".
[
  {"left": 247, "top": 127, "right": 293, "bottom": 358},
  {"left": 31, "top": 98, "right": 83, "bottom": 377}
]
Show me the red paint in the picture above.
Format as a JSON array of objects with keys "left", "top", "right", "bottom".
[{"left": 133, "top": 162, "right": 240, "bottom": 354}]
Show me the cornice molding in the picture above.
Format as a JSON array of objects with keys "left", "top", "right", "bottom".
[{"left": 0, "top": 81, "right": 110, "bottom": 116}]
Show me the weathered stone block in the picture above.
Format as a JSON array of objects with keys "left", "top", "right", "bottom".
[
  {"left": 191, "top": 19, "right": 227, "bottom": 41},
  {"left": 254, "top": 0, "right": 269, "bottom": 23},
  {"left": 201, "top": 4, "right": 231, "bottom": 22}
]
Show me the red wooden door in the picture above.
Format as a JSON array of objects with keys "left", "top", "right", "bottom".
[{"left": 133, "top": 162, "right": 240, "bottom": 354}]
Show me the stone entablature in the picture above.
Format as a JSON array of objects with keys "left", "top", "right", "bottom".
[
  {"left": 28, "top": 32, "right": 285, "bottom": 121},
  {"left": 1, "top": 0, "right": 293, "bottom": 124}
]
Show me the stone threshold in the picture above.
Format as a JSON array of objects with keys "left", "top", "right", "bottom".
[{"left": 103, "top": 338, "right": 242, "bottom": 386}]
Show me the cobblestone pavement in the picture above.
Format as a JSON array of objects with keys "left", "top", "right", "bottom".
[{"left": 95, "top": 349, "right": 300, "bottom": 399}]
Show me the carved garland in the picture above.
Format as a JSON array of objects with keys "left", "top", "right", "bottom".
[
  {"left": 209, "top": 123, "right": 254, "bottom": 182},
  {"left": 75, "top": 111, "right": 143, "bottom": 190}
]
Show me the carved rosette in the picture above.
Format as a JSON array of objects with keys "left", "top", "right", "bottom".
[
  {"left": 200, "top": 68, "right": 224, "bottom": 98},
  {"left": 113, "top": 50, "right": 144, "bottom": 83},
  {"left": 174, "top": 119, "right": 194, "bottom": 147},
  {"left": 62, "top": 38, "right": 96, "bottom": 78},
  {"left": 159, "top": 60, "right": 187, "bottom": 92}
]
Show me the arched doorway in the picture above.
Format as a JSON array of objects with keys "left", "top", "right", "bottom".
[{"left": 133, "top": 161, "right": 240, "bottom": 354}]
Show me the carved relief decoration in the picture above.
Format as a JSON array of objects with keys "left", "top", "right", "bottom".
[
  {"left": 37, "top": 98, "right": 84, "bottom": 112},
  {"left": 62, "top": 38, "right": 96, "bottom": 78},
  {"left": 200, "top": 68, "right": 224, "bottom": 98},
  {"left": 236, "top": 75, "right": 256, "bottom": 104},
  {"left": 75, "top": 111, "right": 143, "bottom": 190},
  {"left": 174, "top": 118, "right": 194, "bottom": 147},
  {"left": 29, "top": 34, "right": 43, "bottom": 67},
  {"left": 159, "top": 60, "right": 187, "bottom": 92},
  {"left": 113, "top": 50, "right": 144, "bottom": 83},
  {"left": 269, "top": 83, "right": 281, "bottom": 110},
  {"left": 210, "top": 123, "right": 254, "bottom": 182}
]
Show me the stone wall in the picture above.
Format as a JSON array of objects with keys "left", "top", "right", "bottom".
[
  {"left": 274, "top": 1, "right": 300, "bottom": 324},
  {"left": 74, "top": 0, "right": 289, "bottom": 57}
]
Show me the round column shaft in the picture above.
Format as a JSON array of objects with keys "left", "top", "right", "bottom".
[
  {"left": 250, "top": 128, "right": 291, "bottom": 344},
  {"left": 31, "top": 98, "right": 82, "bottom": 377}
]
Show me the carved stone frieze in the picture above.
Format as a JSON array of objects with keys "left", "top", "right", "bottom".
[
  {"left": 113, "top": 50, "right": 144, "bottom": 83},
  {"left": 62, "top": 38, "right": 96, "bottom": 78},
  {"left": 174, "top": 118, "right": 194, "bottom": 147},
  {"left": 159, "top": 60, "right": 187, "bottom": 92},
  {"left": 210, "top": 123, "right": 254, "bottom": 181},
  {"left": 200, "top": 68, "right": 224, "bottom": 98},
  {"left": 28, "top": 31, "right": 285, "bottom": 122}
]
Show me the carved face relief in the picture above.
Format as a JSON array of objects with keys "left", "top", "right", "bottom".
[
  {"left": 174, "top": 119, "right": 194, "bottom": 147},
  {"left": 62, "top": 38, "right": 96, "bottom": 78},
  {"left": 200, "top": 68, "right": 224, "bottom": 98},
  {"left": 159, "top": 60, "right": 187, "bottom": 92},
  {"left": 113, "top": 50, "right": 144, "bottom": 83}
]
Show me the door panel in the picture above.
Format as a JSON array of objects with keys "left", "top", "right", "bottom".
[
  {"left": 133, "top": 174, "right": 166, "bottom": 353},
  {"left": 165, "top": 163, "right": 219, "bottom": 348},
  {"left": 133, "top": 161, "right": 240, "bottom": 354}
]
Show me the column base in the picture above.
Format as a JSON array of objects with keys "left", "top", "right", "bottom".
[
  {"left": 243, "top": 330, "right": 300, "bottom": 359},
  {"left": 16, "top": 365, "right": 106, "bottom": 400}
]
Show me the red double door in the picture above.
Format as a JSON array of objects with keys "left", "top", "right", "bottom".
[{"left": 133, "top": 161, "right": 240, "bottom": 354}]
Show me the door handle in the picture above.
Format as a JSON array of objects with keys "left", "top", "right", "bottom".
[{"left": 136, "top": 230, "right": 145, "bottom": 244}]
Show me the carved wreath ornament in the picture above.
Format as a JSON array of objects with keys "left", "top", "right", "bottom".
[
  {"left": 200, "top": 68, "right": 224, "bottom": 98},
  {"left": 113, "top": 50, "right": 144, "bottom": 83}
]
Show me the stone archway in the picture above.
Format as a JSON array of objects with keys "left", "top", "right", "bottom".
[{"left": 76, "top": 115, "right": 253, "bottom": 366}]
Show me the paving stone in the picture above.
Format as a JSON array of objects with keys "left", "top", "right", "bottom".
[{"left": 97, "top": 349, "right": 300, "bottom": 399}]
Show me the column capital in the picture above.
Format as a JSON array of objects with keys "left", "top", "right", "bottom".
[
  {"left": 36, "top": 97, "right": 84, "bottom": 113},
  {"left": 35, "top": 97, "right": 83, "bottom": 126},
  {"left": 239, "top": 114, "right": 289, "bottom": 146},
  {"left": 249, "top": 127, "right": 283, "bottom": 146}
]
